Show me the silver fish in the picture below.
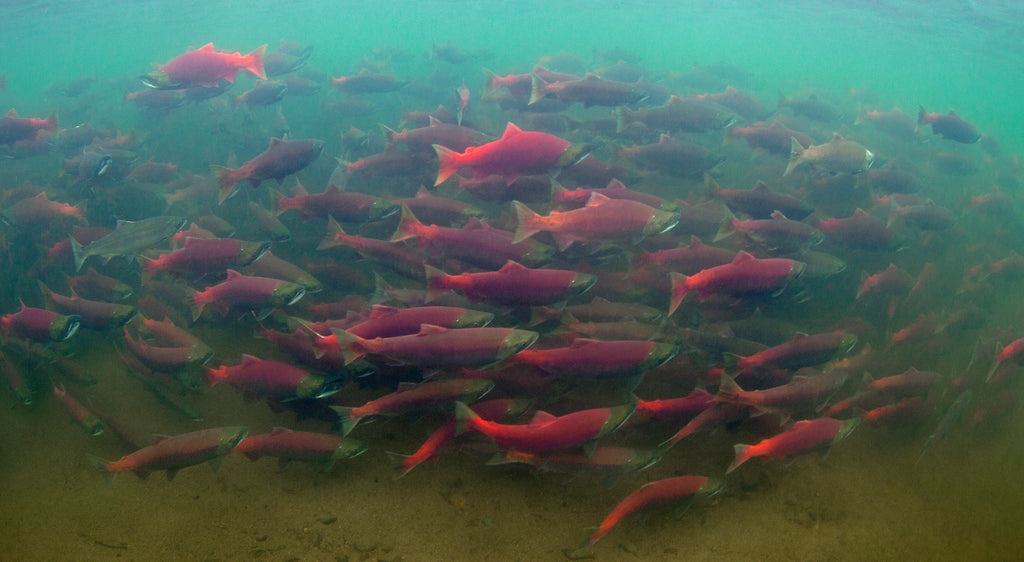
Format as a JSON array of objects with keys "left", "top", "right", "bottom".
[{"left": 71, "top": 215, "right": 187, "bottom": 271}]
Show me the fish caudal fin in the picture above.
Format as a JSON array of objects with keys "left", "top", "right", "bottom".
[
  {"left": 614, "top": 106, "right": 633, "bottom": 134},
  {"left": 453, "top": 401, "right": 478, "bottom": 436},
  {"left": 783, "top": 137, "right": 805, "bottom": 177},
  {"left": 511, "top": 201, "right": 543, "bottom": 244},
  {"left": 528, "top": 74, "right": 550, "bottom": 105},
  {"left": 330, "top": 406, "right": 361, "bottom": 436},
  {"left": 389, "top": 205, "right": 423, "bottom": 243},
  {"left": 211, "top": 165, "right": 240, "bottom": 204},
  {"left": 86, "top": 454, "right": 114, "bottom": 485},
  {"left": 244, "top": 45, "right": 268, "bottom": 80},
  {"left": 668, "top": 272, "right": 690, "bottom": 316},
  {"left": 432, "top": 144, "right": 461, "bottom": 186},
  {"left": 317, "top": 215, "right": 344, "bottom": 251},
  {"left": 190, "top": 288, "right": 210, "bottom": 322},
  {"left": 329, "top": 328, "right": 365, "bottom": 365},
  {"left": 385, "top": 451, "right": 417, "bottom": 480},
  {"left": 70, "top": 235, "right": 87, "bottom": 272},
  {"left": 424, "top": 264, "right": 448, "bottom": 302},
  {"left": 726, "top": 443, "right": 752, "bottom": 474}
]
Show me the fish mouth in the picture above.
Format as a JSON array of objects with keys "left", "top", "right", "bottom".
[
  {"left": 50, "top": 314, "right": 81, "bottom": 342},
  {"left": 566, "top": 273, "right": 597, "bottom": 299},
  {"left": 139, "top": 70, "right": 178, "bottom": 90}
]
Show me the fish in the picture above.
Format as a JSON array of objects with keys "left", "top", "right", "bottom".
[
  {"left": 71, "top": 215, "right": 187, "bottom": 272},
  {"left": 425, "top": 260, "right": 596, "bottom": 306},
  {"left": 724, "top": 331, "right": 858, "bottom": 373},
  {"left": 190, "top": 269, "right": 307, "bottom": 321},
  {"left": 511, "top": 193, "right": 680, "bottom": 250},
  {"left": 530, "top": 73, "right": 647, "bottom": 108},
  {"left": 0, "top": 303, "right": 80, "bottom": 342},
  {"left": 39, "top": 281, "right": 137, "bottom": 330},
  {"left": 918, "top": 105, "right": 981, "bottom": 143},
  {"left": 88, "top": 426, "right": 248, "bottom": 481},
  {"left": 433, "top": 122, "right": 590, "bottom": 186},
  {"left": 0, "top": 109, "right": 57, "bottom": 146},
  {"left": 784, "top": 133, "right": 874, "bottom": 176},
  {"left": 140, "top": 43, "right": 266, "bottom": 89},
  {"left": 727, "top": 417, "right": 859, "bottom": 473},
  {"left": 572, "top": 476, "right": 723, "bottom": 555},
  {"left": 507, "top": 338, "right": 679, "bottom": 381},
  {"left": 211, "top": 137, "right": 324, "bottom": 202},
  {"left": 325, "top": 324, "right": 539, "bottom": 368},
  {"left": 332, "top": 378, "right": 495, "bottom": 435},
  {"left": 143, "top": 238, "right": 270, "bottom": 277},
  {"left": 615, "top": 95, "right": 735, "bottom": 133},
  {"left": 207, "top": 354, "right": 330, "bottom": 401},
  {"left": 455, "top": 401, "right": 635, "bottom": 455},
  {"left": 232, "top": 428, "right": 366, "bottom": 471},
  {"left": 53, "top": 384, "right": 103, "bottom": 435},
  {"left": 669, "top": 251, "right": 806, "bottom": 315},
  {"left": 331, "top": 70, "right": 408, "bottom": 94}
]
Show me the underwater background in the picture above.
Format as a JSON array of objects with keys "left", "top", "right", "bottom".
[{"left": 2, "top": 0, "right": 1024, "bottom": 560}]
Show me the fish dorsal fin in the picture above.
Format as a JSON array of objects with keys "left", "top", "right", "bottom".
[
  {"left": 415, "top": 186, "right": 431, "bottom": 198},
  {"left": 150, "top": 434, "right": 171, "bottom": 446},
  {"left": 462, "top": 218, "right": 486, "bottom": 230},
  {"left": 115, "top": 219, "right": 133, "bottom": 228},
  {"left": 605, "top": 178, "right": 627, "bottom": 191},
  {"left": 268, "top": 137, "right": 284, "bottom": 149},
  {"left": 885, "top": 263, "right": 898, "bottom": 272},
  {"left": 428, "top": 115, "right": 442, "bottom": 127},
  {"left": 241, "top": 354, "right": 259, "bottom": 365},
  {"left": 417, "top": 324, "right": 448, "bottom": 336},
  {"left": 197, "top": 43, "right": 215, "bottom": 52},
  {"left": 830, "top": 132, "right": 844, "bottom": 142},
  {"left": 591, "top": 296, "right": 611, "bottom": 304},
  {"left": 531, "top": 410, "right": 557, "bottom": 424},
  {"left": 183, "top": 237, "right": 202, "bottom": 248},
  {"left": 501, "top": 122, "right": 522, "bottom": 139},
  {"left": 768, "top": 121, "right": 785, "bottom": 130},
  {"left": 853, "top": 208, "right": 869, "bottom": 218},
  {"left": 666, "top": 95, "right": 684, "bottom": 105},
  {"left": 357, "top": 69, "right": 371, "bottom": 76},
  {"left": 292, "top": 179, "right": 308, "bottom": 197},
  {"left": 770, "top": 210, "right": 788, "bottom": 220},
  {"left": 731, "top": 251, "right": 756, "bottom": 264},
  {"left": 270, "top": 427, "right": 291, "bottom": 435},
  {"left": 324, "top": 184, "right": 342, "bottom": 194},
  {"left": 948, "top": 110, "right": 958, "bottom": 116},
  {"left": 226, "top": 269, "right": 244, "bottom": 280},
  {"left": 6, "top": 109, "right": 18, "bottom": 118},
  {"left": 582, "top": 73, "right": 600, "bottom": 80},
  {"left": 752, "top": 181, "right": 769, "bottom": 192},
  {"left": 570, "top": 338, "right": 600, "bottom": 348},
  {"left": 689, "top": 235, "right": 705, "bottom": 247},
  {"left": 658, "top": 133, "right": 673, "bottom": 144},
  {"left": 791, "top": 332, "right": 808, "bottom": 341},
  {"left": 498, "top": 260, "right": 527, "bottom": 273},
  {"left": 725, "top": 86, "right": 738, "bottom": 94},
  {"left": 368, "top": 304, "right": 397, "bottom": 320},
  {"left": 585, "top": 192, "right": 611, "bottom": 207}
]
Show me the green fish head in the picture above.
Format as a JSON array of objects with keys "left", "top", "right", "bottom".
[
  {"left": 295, "top": 374, "right": 328, "bottom": 400},
  {"left": 239, "top": 241, "right": 272, "bottom": 266},
  {"left": 566, "top": 272, "right": 597, "bottom": 299},
  {"left": 271, "top": 282, "right": 307, "bottom": 308},
  {"left": 217, "top": 426, "right": 250, "bottom": 452},
  {"left": 643, "top": 208, "right": 681, "bottom": 236},
  {"left": 496, "top": 329, "right": 540, "bottom": 362},
  {"left": 453, "top": 309, "right": 494, "bottom": 329},
  {"left": 368, "top": 199, "right": 401, "bottom": 222},
  {"left": 643, "top": 343, "right": 680, "bottom": 371},
  {"left": 333, "top": 438, "right": 368, "bottom": 460},
  {"left": 49, "top": 314, "right": 81, "bottom": 342}
]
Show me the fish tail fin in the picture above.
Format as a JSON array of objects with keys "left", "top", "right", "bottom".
[
  {"left": 715, "top": 373, "right": 744, "bottom": 403},
  {"left": 432, "top": 144, "right": 461, "bottom": 186},
  {"left": 210, "top": 165, "right": 239, "bottom": 204},
  {"left": 424, "top": 265, "right": 447, "bottom": 302},
  {"left": 205, "top": 366, "right": 229, "bottom": 387},
  {"left": 783, "top": 136, "right": 805, "bottom": 177},
  {"left": 713, "top": 206, "right": 737, "bottom": 242},
  {"left": 668, "top": 272, "right": 690, "bottom": 316},
  {"left": 86, "top": 454, "right": 114, "bottom": 485},
  {"left": 389, "top": 204, "right": 423, "bottom": 243},
  {"left": 385, "top": 451, "right": 417, "bottom": 480},
  {"left": 528, "top": 73, "right": 549, "bottom": 105},
  {"left": 511, "top": 200, "right": 542, "bottom": 244},
  {"left": 614, "top": 106, "right": 632, "bottom": 133},
  {"left": 854, "top": 105, "right": 867, "bottom": 125},
  {"left": 270, "top": 188, "right": 289, "bottom": 217},
  {"left": 244, "top": 44, "right": 268, "bottom": 80},
  {"left": 317, "top": 215, "right": 344, "bottom": 251},
  {"left": 190, "top": 288, "right": 210, "bottom": 322},
  {"left": 329, "top": 328, "right": 365, "bottom": 365},
  {"left": 380, "top": 123, "right": 398, "bottom": 143},
  {"left": 70, "top": 235, "right": 87, "bottom": 272},
  {"left": 453, "top": 401, "right": 478, "bottom": 436},
  {"left": 329, "top": 406, "right": 361, "bottom": 436},
  {"left": 482, "top": 68, "right": 500, "bottom": 94},
  {"left": 917, "top": 104, "right": 928, "bottom": 128},
  {"left": 726, "top": 443, "right": 752, "bottom": 474}
]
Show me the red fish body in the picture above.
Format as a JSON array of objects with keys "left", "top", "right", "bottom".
[
  {"left": 727, "top": 121, "right": 814, "bottom": 156},
  {"left": 618, "top": 134, "right": 724, "bottom": 178},
  {"left": 276, "top": 182, "right": 399, "bottom": 223},
  {"left": 716, "top": 371, "right": 848, "bottom": 414},
  {"left": 669, "top": 251, "right": 806, "bottom": 315},
  {"left": 346, "top": 304, "right": 494, "bottom": 339},
  {"left": 726, "top": 331, "right": 858, "bottom": 372},
  {"left": 328, "top": 324, "right": 539, "bottom": 368},
  {"left": 212, "top": 137, "right": 324, "bottom": 202},
  {"left": 391, "top": 206, "right": 554, "bottom": 269},
  {"left": 141, "top": 43, "right": 266, "bottom": 89},
  {"left": 512, "top": 193, "right": 680, "bottom": 251},
  {"left": 865, "top": 368, "right": 939, "bottom": 396},
  {"left": 508, "top": 338, "right": 678, "bottom": 380},
  {"left": 553, "top": 178, "right": 672, "bottom": 212},
  {"left": 580, "top": 476, "right": 723, "bottom": 549},
  {"left": 0, "top": 303, "right": 80, "bottom": 342},
  {"left": 616, "top": 96, "right": 735, "bottom": 133},
  {"left": 233, "top": 428, "right": 366, "bottom": 471},
  {"left": 727, "top": 417, "right": 858, "bottom": 473},
  {"left": 4, "top": 192, "right": 82, "bottom": 226},
  {"left": 331, "top": 70, "right": 408, "bottom": 94},
  {"left": 530, "top": 73, "right": 647, "bottom": 108},
  {"left": 207, "top": 354, "right": 327, "bottom": 401},
  {"left": 124, "top": 329, "right": 212, "bottom": 372},
  {"left": 425, "top": 261, "right": 596, "bottom": 306},
  {"left": 53, "top": 384, "right": 103, "bottom": 435},
  {"left": 191, "top": 270, "right": 306, "bottom": 321},
  {"left": 635, "top": 235, "right": 736, "bottom": 274},
  {"left": 42, "top": 285, "right": 136, "bottom": 330},
  {"left": 706, "top": 176, "right": 813, "bottom": 221},
  {"left": 0, "top": 110, "right": 57, "bottom": 146},
  {"left": 432, "top": 122, "right": 589, "bottom": 186},
  {"left": 145, "top": 238, "right": 270, "bottom": 276},
  {"left": 384, "top": 117, "right": 491, "bottom": 153},
  {"left": 318, "top": 217, "right": 426, "bottom": 279},
  {"left": 333, "top": 378, "right": 494, "bottom": 435},
  {"left": 455, "top": 401, "right": 634, "bottom": 454},
  {"left": 816, "top": 208, "right": 896, "bottom": 250},
  {"left": 90, "top": 426, "right": 248, "bottom": 480},
  {"left": 856, "top": 263, "right": 914, "bottom": 300},
  {"left": 918, "top": 105, "right": 981, "bottom": 143}
]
